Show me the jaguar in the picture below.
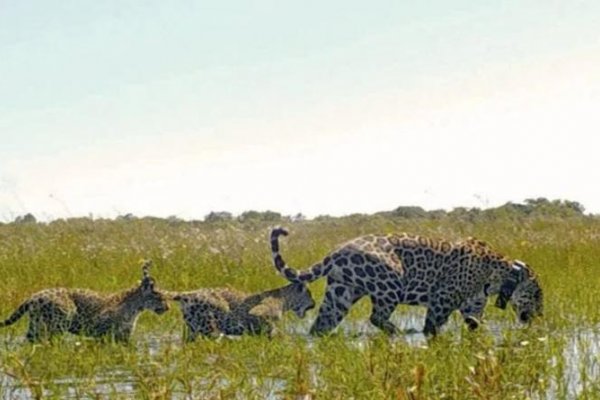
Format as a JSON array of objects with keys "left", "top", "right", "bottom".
[
  {"left": 0, "top": 260, "right": 169, "bottom": 342},
  {"left": 270, "top": 228, "right": 542, "bottom": 336},
  {"left": 166, "top": 282, "right": 314, "bottom": 341}
]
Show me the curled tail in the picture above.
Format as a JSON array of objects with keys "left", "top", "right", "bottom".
[
  {"left": 0, "top": 300, "right": 30, "bottom": 328},
  {"left": 270, "top": 227, "right": 330, "bottom": 284}
]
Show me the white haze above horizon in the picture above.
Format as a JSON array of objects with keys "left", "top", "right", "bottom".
[{"left": 1, "top": 1, "right": 599, "bottom": 221}]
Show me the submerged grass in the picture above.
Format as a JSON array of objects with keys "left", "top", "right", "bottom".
[{"left": 1, "top": 214, "right": 600, "bottom": 398}]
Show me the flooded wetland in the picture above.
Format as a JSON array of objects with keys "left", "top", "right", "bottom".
[{"left": 1, "top": 207, "right": 599, "bottom": 399}]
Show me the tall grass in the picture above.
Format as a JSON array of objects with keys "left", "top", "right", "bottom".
[{"left": 1, "top": 214, "right": 599, "bottom": 398}]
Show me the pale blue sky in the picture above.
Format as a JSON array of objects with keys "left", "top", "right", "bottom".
[{"left": 1, "top": 1, "right": 599, "bottom": 220}]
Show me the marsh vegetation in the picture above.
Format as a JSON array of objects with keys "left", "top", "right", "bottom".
[{"left": 1, "top": 200, "right": 599, "bottom": 399}]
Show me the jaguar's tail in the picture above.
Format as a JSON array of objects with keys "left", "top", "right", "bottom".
[
  {"left": 270, "top": 227, "right": 330, "bottom": 284},
  {"left": 0, "top": 300, "right": 31, "bottom": 328}
]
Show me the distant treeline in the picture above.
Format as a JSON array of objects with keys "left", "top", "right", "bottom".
[
  {"left": 377, "top": 198, "right": 586, "bottom": 220},
  {"left": 5, "top": 198, "right": 590, "bottom": 226}
]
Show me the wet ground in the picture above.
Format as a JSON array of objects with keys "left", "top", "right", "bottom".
[{"left": 1, "top": 312, "right": 599, "bottom": 399}]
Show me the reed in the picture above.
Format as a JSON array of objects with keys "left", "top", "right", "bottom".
[{"left": 1, "top": 213, "right": 599, "bottom": 398}]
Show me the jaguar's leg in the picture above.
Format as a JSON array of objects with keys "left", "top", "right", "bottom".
[
  {"left": 26, "top": 314, "right": 42, "bottom": 343},
  {"left": 310, "top": 282, "right": 364, "bottom": 336},
  {"left": 423, "top": 291, "right": 460, "bottom": 337},
  {"left": 460, "top": 292, "right": 487, "bottom": 331},
  {"left": 44, "top": 310, "right": 70, "bottom": 340},
  {"left": 369, "top": 297, "right": 399, "bottom": 335}
]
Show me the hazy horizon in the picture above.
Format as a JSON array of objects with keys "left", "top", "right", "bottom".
[
  {"left": 2, "top": 196, "right": 592, "bottom": 224},
  {"left": 2, "top": 1, "right": 599, "bottom": 221}
]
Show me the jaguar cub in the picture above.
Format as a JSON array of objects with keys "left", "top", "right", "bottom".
[
  {"left": 0, "top": 261, "right": 169, "bottom": 342},
  {"left": 166, "top": 283, "right": 314, "bottom": 341}
]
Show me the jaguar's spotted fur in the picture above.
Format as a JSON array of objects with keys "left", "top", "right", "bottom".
[
  {"left": 0, "top": 261, "right": 169, "bottom": 342},
  {"left": 166, "top": 283, "right": 314, "bottom": 341},
  {"left": 270, "top": 228, "right": 542, "bottom": 336}
]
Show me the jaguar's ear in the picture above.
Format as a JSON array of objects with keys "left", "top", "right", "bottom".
[
  {"left": 495, "top": 260, "right": 526, "bottom": 309},
  {"left": 141, "top": 259, "right": 152, "bottom": 279},
  {"left": 140, "top": 259, "right": 155, "bottom": 290}
]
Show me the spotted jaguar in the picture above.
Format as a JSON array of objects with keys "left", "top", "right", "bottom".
[
  {"left": 0, "top": 260, "right": 170, "bottom": 342},
  {"left": 166, "top": 282, "right": 315, "bottom": 341},
  {"left": 270, "top": 228, "right": 543, "bottom": 336}
]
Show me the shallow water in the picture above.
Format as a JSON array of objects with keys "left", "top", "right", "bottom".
[
  {"left": 1, "top": 315, "right": 599, "bottom": 399},
  {"left": 562, "top": 328, "right": 600, "bottom": 397}
]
